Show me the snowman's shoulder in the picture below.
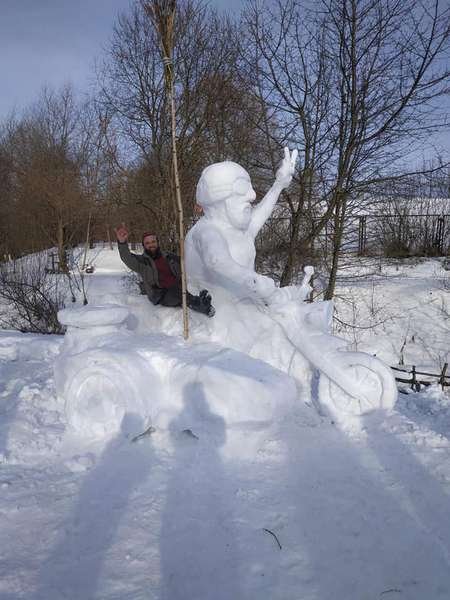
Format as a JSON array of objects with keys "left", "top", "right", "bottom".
[{"left": 189, "top": 219, "right": 229, "bottom": 246}]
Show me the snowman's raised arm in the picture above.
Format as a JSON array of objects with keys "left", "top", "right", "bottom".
[
  {"left": 193, "top": 226, "right": 276, "bottom": 302},
  {"left": 249, "top": 147, "right": 298, "bottom": 238}
]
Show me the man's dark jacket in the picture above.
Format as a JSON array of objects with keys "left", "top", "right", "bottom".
[{"left": 118, "top": 241, "right": 181, "bottom": 304}]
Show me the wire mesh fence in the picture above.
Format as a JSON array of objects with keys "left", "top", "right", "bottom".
[{"left": 257, "top": 212, "right": 449, "bottom": 267}]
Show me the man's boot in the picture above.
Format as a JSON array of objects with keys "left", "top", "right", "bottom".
[
  {"left": 199, "top": 289, "right": 215, "bottom": 317},
  {"left": 188, "top": 289, "right": 215, "bottom": 317}
]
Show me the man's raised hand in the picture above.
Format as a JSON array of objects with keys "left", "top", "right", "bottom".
[
  {"left": 114, "top": 223, "right": 129, "bottom": 243},
  {"left": 275, "top": 147, "right": 298, "bottom": 189}
]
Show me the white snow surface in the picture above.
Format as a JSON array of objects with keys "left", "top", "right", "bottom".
[{"left": 1, "top": 246, "right": 450, "bottom": 598}]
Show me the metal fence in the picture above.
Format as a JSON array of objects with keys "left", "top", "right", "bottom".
[
  {"left": 355, "top": 213, "right": 449, "bottom": 256},
  {"left": 259, "top": 212, "right": 449, "bottom": 260}
]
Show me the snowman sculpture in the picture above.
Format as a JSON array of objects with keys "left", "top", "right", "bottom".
[{"left": 186, "top": 149, "right": 396, "bottom": 416}]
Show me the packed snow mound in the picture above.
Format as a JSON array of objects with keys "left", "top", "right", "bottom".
[
  {"left": 59, "top": 304, "right": 129, "bottom": 328},
  {"left": 55, "top": 304, "right": 301, "bottom": 438},
  {"left": 122, "top": 293, "right": 313, "bottom": 389},
  {"left": 0, "top": 331, "right": 62, "bottom": 361}
]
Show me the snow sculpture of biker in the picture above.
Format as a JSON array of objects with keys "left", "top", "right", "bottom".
[{"left": 186, "top": 149, "right": 397, "bottom": 417}]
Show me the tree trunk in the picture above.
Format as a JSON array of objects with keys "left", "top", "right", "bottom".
[
  {"left": 280, "top": 211, "right": 302, "bottom": 287},
  {"left": 82, "top": 212, "right": 92, "bottom": 270},
  {"left": 106, "top": 224, "right": 112, "bottom": 250},
  {"left": 324, "top": 195, "right": 346, "bottom": 300},
  {"left": 57, "top": 217, "right": 67, "bottom": 273}
]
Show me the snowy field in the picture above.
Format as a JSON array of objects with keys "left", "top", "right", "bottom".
[{"left": 1, "top": 246, "right": 449, "bottom": 599}]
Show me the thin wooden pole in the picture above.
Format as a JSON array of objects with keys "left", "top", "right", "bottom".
[
  {"left": 145, "top": 0, "right": 189, "bottom": 339},
  {"left": 168, "top": 72, "right": 189, "bottom": 339}
]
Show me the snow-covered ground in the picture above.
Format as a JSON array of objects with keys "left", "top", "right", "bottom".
[
  {"left": 1, "top": 246, "right": 449, "bottom": 599},
  {"left": 333, "top": 257, "right": 449, "bottom": 371}
]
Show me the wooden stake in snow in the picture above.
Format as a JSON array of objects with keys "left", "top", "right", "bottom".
[{"left": 144, "top": 0, "right": 189, "bottom": 340}]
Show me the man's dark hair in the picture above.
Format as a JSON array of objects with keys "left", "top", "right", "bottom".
[{"left": 142, "top": 232, "right": 159, "bottom": 245}]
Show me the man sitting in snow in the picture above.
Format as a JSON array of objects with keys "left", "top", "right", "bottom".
[{"left": 114, "top": 224, "right": 215, "bottom": 317}]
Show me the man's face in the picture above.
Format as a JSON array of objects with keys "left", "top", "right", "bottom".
[{"left": 143, "top": 235, "right": 159, "bottom": 254}]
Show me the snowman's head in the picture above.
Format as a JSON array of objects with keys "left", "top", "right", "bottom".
[{"left": 196, "top": 161, "right": 256, "bottom": 230}]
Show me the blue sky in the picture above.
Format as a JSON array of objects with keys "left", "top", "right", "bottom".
[
  {"left": 0, "top": 0, "right": 243, "bottom": 119},
  {"left": 0, "top": 0, "right": 447, "bottom": 158}
]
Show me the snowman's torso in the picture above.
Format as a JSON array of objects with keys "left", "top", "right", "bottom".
[
  {"left": 220, "top": 224, "right": 256, "bottom": 269},
  {"left": 186, "top": 219, "right": 256, "bottom": 290}
]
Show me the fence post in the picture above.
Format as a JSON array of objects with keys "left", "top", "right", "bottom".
[
  {"left": 436, "top": 216, "right": 445, "bottom": 255},
  {"left": 411, "top": 365, "right": 420, "bottom": 392},
  {"left": 358, "top": 216, "right": 367, "bottom": 255},
  {"left": 439, "top": 363, "right": 448, "bottom": 390}
]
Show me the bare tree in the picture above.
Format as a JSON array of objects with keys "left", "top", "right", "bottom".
[
  {"left": 243, "top": 0, "right": 450, "bottom": 296},
  {"left": 1, "top": 86, "right": 93, "bottom": 268},
  {"left": 96, "top": 0, "right": 266, "bottom": 241}
]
